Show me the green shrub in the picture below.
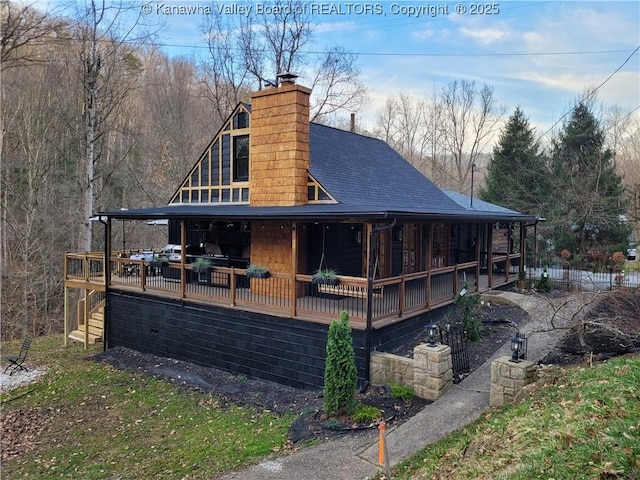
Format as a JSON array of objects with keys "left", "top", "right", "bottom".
[
  {"left": 323, "top": 311, "right": 357, "bottom": 418},
  {"left": 323, "top": 418, "right": 343, "bottom": 430},
  {"left": 353, "top": 404, "right": 381, "bottom": 423},
  {"left": 455, "top": 283, "right": 482, "bottom": 342},
  {"left": 537, "top": 268, "right": 552, "bottom": 292},
  {"left": 390, "top": 384, "right": 415, "bottom": 400}
]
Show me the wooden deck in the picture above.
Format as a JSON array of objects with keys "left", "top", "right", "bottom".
[{"left": 64, "top": 254, "right": 519, "bottom": 334}]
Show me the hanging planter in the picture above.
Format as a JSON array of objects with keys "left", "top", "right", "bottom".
[
  {"left": 191, "top": 257, "right": 213, "bottom": 284},
  {"left": 246, "top": 264, "right": 270, "bottom": 279},
  {"left": 313, "top": 224, "right": 340, "bottom": 286},
  {"left": 312, "top": 268, "right": 340, "bottom": 286}
]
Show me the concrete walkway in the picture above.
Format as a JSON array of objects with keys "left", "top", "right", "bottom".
[{"left": 222, "top": 291, "right": 585, "bottom": 480}]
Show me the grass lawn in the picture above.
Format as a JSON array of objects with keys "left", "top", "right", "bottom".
[
  {"left": 382, "top": 355, "right": 640, "bottom": 479},
  {"left": 1, "top": 335, "right": 292, "bottom": 479}
]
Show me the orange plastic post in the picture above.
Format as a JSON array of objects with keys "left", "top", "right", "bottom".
[{"left": 378, "top": 421, "right": 386, "bottom": 465}]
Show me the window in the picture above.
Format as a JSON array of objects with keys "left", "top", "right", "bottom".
[
  {"left": 234, "top": 111, "right": 249, "bottom": 129},
  {"left": 233, "top": 135, "right": 249, "bottom": 182}
]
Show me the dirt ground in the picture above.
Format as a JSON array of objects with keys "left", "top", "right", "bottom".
[{"left": 541, "top": 289, "right": 640, "bottom": 365}]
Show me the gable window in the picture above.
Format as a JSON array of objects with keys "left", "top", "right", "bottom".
[
  {"left": 233, "top": 135, "right": 249, "bottom": 182},
  {"left": 168, "top": 104, "right": 251, "bottom": 205},
  {"left": 307, "top": 175, "right": 335, "bottom": 203}
]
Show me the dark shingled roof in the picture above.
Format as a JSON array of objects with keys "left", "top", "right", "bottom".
[
  {"left": 309, "top": 123, "right": 462, "bottom": 213},
  {"left": 100, "top": 115, "right": 537, "bottom": 223}
]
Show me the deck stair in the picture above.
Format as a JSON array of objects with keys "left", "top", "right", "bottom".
[{"left": 69, "top": 298, "right": 104, "bottom": 345}]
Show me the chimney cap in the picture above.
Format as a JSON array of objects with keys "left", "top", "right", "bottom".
[{"left": 277, "top": 72, "right": 299, "bottom": 85}]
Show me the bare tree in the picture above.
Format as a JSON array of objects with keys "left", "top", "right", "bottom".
[
  {"left": 136, "top": 50, "right": 218, "bottom": 204},
  {"left": 0, "top": 0, "right": 65, "bottom": 70},
  {"left": 421, "top": 88, "right": 449, "bottom": 186},
  {"left": 1, "top": 49, "right": 77, "bottom": 338},
  {"left": 199, "top": 13, "right": 251, "bottom": 122},
  {"left": 200, "top": 0, "right": 367, "bottom": 122},
  {"left": 438, "top": 80, "right": 506, "bottom": 192},
  {"left": 306, "top": 46, "right": 367, "bottom": 123},
  {"left": 71, "top": 0, "right": 151, "bottom": 251},
  {"left": 602, "top": 106, "right": 640, "bottom": 237}
]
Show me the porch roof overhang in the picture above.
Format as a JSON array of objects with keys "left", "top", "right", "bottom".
[{"left": 98, "top": 203, "right": 539, "bottom": 224}]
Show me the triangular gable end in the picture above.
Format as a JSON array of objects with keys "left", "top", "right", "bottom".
[
  {"left": 169, "top": 104, "right": 251, "bottom": 205},
  {"left": 307, "top": 174, "right": 336, "bottom": 203}
]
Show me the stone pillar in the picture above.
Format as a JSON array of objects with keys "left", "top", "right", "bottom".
[
  {"left": 413, "top": 344, "right": 453, "bottom": 401},
  {"left": 490, "top": 356, "right": 537, "bottom": 407}
]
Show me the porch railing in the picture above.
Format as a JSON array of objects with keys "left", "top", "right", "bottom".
[
  {"left": 65, "top": 254, "right": 521, "bottom": 326},
  {"left": 65, "top": 252, "right": 106, "bottom": 289}
]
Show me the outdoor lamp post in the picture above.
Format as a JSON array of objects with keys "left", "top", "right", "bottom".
[
  {"left": 510, "top": 333, "right": 524, "bottom": 363},
  {"left": 426, "top": 321, "right": 439, "bottom": 347}
]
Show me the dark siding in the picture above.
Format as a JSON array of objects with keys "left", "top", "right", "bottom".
[
  {"left": 337, "top": 224, "right": 363, "bottom": 276},
  {"left": 211, "top": 141, "right": 220, "bottom": 186},
  {"left": 168, "top": 220, "right": 180, "bottom": 245},
  {"left": 391, "top": 228, "right": 403, "bottom": 276},
  {"left": 221, "top": 135, "right": 230, "bottom": 185},
  {"left": 107, "top": 291, "right": 370, "bottom": 390},
  {"left": 450, "top": 224, "right": 460, "bottom": 265},
  {"left": 307, "top": 223, "right": 363, "bottom": 276},
  {"left": 371, "top": 304, "right": 455, "bottom": 352}
]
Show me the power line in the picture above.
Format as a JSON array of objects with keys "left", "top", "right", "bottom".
[
  {"left": 537, "top": 45, "right": 640, "bottom": 141},
  {"left": 156, "top": 41, "right": 636, "bottom": 58}
]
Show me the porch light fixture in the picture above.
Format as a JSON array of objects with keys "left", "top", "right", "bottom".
[
  {"left": 426, "top": 321, "right": 439, "bottom": 347},
  {"left": 509, "top": 333, "right": 524, "bottom": 363}
]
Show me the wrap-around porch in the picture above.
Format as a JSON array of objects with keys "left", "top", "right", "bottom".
[{"left": 64, "top": 248, "right": 521, "bottom": 332}]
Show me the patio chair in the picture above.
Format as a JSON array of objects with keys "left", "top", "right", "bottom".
[{"left": 2, "top": 338, "right": 31, "bottom": 376}]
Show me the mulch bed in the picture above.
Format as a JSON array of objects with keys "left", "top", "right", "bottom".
[{"left": 87, "top": 301, "right": 531, "bottom": 443}]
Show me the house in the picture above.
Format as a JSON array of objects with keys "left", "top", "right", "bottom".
[{"left": 64, "top": 75, "right": 538, "bottom": 390}]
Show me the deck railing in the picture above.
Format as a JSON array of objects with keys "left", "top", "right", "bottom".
[
  {"left": 65, "top": 253, "right": 520, "bottom": 325},
  {"left": 65, "top": 252, "right": 106, "bottom": 288}
]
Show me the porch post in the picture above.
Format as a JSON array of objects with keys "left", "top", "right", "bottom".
[
  {"left": 487, "top": 225, "right": 494, "bottom": 288},
  {"left": 427, "top": 223, "right": 433, "bottom": 306},
  {"left": 475, "top": 223, "right": 481, "bottom": 292},
  {"left": 519, "top": 222, "right": 526, "bottom": 273},
  {"left": 534, "top": 223, "right": 539, "bottom": 272},
  {"left": 105, "top": 219, "right": 111, "bottom": 287},
  {"left": 64, "top": 286, "right": 69, "bottom": 347},
  {"left": 104, "top": 218, "right": 111, "bottom": 351},
  {"left": 180, "top": 220, "right": 186, "bottom": 298},
  {"left": 365, "top": 219, "right": 396, "bottom": 389},
  {"left": 506, "top": 223, "right": 511, "bottom": 282},
  {"left": 83, "top": 288, "right": 90, "bottom": 349},
  {"left": 290, "top": 222, "right": 298, "bottom": 318}
]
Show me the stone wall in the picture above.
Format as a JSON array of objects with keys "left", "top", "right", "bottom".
[
  {"left": 490, "top": 356, "right": 537, "bottom": 407},
  {"left": 370, "top": 344, "right": 453, "bottom": 401}
]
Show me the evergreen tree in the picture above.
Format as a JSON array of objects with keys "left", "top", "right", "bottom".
[
  {"left": 481, "top": 107, "right": 547, "bottom": 215},
  {"left": 323, "top": 311, "right": 357, "bottom": 418},
  {"left": 549, "top": 102, "right": 629, "bottom": 255}
]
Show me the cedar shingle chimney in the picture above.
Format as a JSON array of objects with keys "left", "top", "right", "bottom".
[{"left": 249, "top": 75, "right": 311, "bottom": 206}]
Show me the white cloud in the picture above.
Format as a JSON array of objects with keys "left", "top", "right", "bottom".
[
  {"left": 314, "top": 21, "right": 359, "bottom": 35},
  {"left": 459, "top": 27, "right": 509, "bottom": 45},
  {"left": 412, "top": 29, "right": 435, "bottom": 41}
]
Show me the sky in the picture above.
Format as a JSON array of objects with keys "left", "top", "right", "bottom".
[
  {"left": 32, "top": 0, "right": 639, "bottom": 138},
  {"left": 136, "top": 0, "right": 640, "bottom": 137}
]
